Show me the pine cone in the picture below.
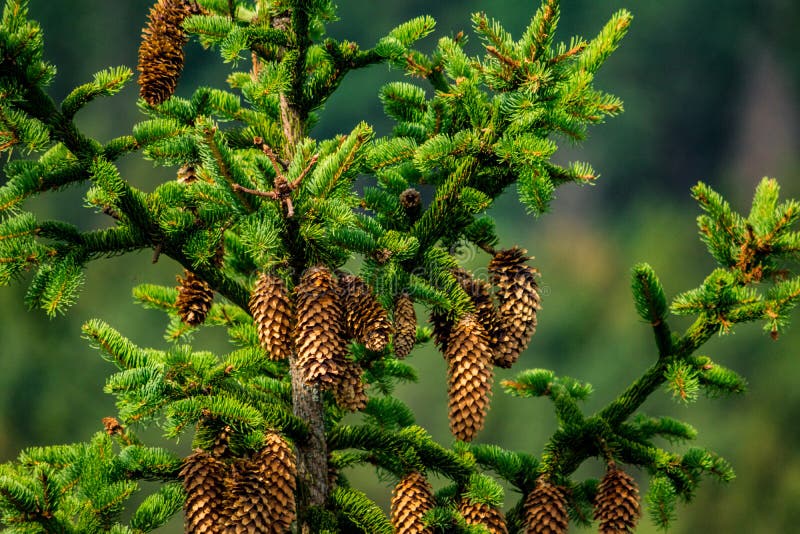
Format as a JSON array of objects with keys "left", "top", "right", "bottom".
[
  {"left": 489, "top": 247, "right": 541, "bottom": 368},
  {"left": 459, "top": 498, "right": 509, "bottom": 534},
  {"left": 452, "top": 268, "right": 502, "bottom": 350},
  {"left": 594, "top": 465, "right": 641, "bottom": 533},
  {"left": 332, "top": 357, "right": 368, "bottom": 412},
  {"left": 249, "top": 272, "right": 294, "bottom": 361},
  {"left": 176, "top": 269, "right": 214, "bottom": 325},
  {"left": 137, "top": 0, "right": 202, "bottom": 106},
  {"left": 391, "top": 471, "right": 435, "bottom": 534},
  {"left": 446, "top": 314, "right": 494, "bottom": 442},
  {"left": 523, "top": 480, "right": 569, "bottom": 534},
  {"left": 429, "top": 308, "right": 453, "bottom": 353},
  {"left": 393, "top": 292, "right": 417, "bottom": 358},
  {"left": 294, "top": 266, "right": 348, "bottom": 389},
  {"left": 181, "top": 449, "right": 230, "bottom": 533},
  {"left": 339, "top": 273, "right": 393, "bottom": 352}
]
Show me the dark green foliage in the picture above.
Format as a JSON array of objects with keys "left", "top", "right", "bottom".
[{"left": 0, "top": 0, "right": 797, "bottom": 532}]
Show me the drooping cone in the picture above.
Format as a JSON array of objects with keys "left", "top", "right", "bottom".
[
  {"left": 249, "top": 272, "right": 294, "bottom": 361},
  {"left": 176, "top": 269, "right": 214, "bottom": 325},
  {"left": 391, "top": 470, "right": 435, "bottom": 534},
  {"left": 593, "top": 465, "right": 641, "bottom": 533},
  {"left": 294, "top": 266, "right": 348, "bottom": 389},
  {"left": 339, "top": 273, "right": 393, "bottom": 352},
  {"left": 429, "top": 309, "right": 453, "bottom": 353},
  {"left": 393, "top": 292, "right": 417, "bottom": 358},
  {"left": 259, "top": 432, "right": 297, "bottom": 532},
  {"left": 332, "top": 357, "right": 368, "bottom": 412},
  {"left": 446, "top": 314, "right": 494, "bottom": 442},
  {"left": 523, "top": 479, "right": 569, "bottom": 534},
  {"left": 489, "top": 247, "right": 541, "bottom": 368},
  {"left": 459, "top": 498, "right": 509, "bottom": 534},
  {"left": 452, "top": 268, "right": 502, "bottom": 350},
  {"left": 181, "top": 449, "right": 230, "bottom": 533},
  {"left": 138, "top": 0, "right": 202, "bottom": 106}
]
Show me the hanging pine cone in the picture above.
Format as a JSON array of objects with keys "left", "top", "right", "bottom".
[
  {"left": 332, "top": 357, "right": 368, "bottom": 412},
  {"left": 181, "top": 449, "right": 230, "bottom": 533},
  {"left": 429, "top": 308, "right": 453, "bottom": 353},
  {"left": 249, "top": 272, "right": 294, "bottom": 361},
  {"left": 391, "top": 470, "right": 435, "bottom": 534},
  {"left": 446, "top": 314, "right": 494, "bottom": 442},
  {"left": 176, "top": 269, "right": 214, "bottom": 325},
  {"left": 459, "top": 498, "right": 509, "bottom": 534},
  {"left": 339, "top": 273, "right": 393, "bottom": 352},
  {"left": 523, "top": 479, "right": 569, "bottom": 534},
  {"left": 594, "top": 464, "right": 641, "bottom": 533},
  {"left": 294, "top": 266, "right": 348, "bottom": 389},
  {"left": 452, "top": 268, "right": 502, "bottom": 350},
  {"left": 138, "top": 0, "right": 202, "bottom": 106},
  {"left": 489, "top": 247, "right": 541, "bottom": 368},
  {"left": 393, "top": 292, "right": 417, "bottom": 358}
]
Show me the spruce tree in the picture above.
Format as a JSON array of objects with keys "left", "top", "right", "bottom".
[{"left": 0, "top": 1, "right": 798, "bottom": 532}]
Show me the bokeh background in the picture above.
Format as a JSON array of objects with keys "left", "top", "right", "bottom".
[{"left": 1, "top": 1, "right": 799, "bottom": 532}]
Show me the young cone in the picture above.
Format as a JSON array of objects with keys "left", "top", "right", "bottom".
[
  {"left": 391, "top": 470, "right": 435, "bottom": 534},
  {"left": 489, "top": 247, "right": 542, "bottom": 368},
  {"left": 593, "top": 464, "right": 641, "bottom": 533},
  {"left": 181, "top": 449, "right": 230, "bottom": 534},
  {"left": 249, "top": 272, "right": 294, "bottom": 361},
  {"left": 176, "top": 269, "right": 214, "bottom": 326},
  {"left": 393, "top": 292, "right": 417, "bottom": 358},
  {"left": 459, "top": 498, "right": 509, "bottom": 534},
  {"left": 339, "top": 273, "right": 394, "bottom": 351},
  {"left": 523, "top": 479, "right": 569, "bottom": 534},
  {"left": 446, "top": 314, "right": 494, "bottom": 442},
  {"left": 137, "top": 0, "right": 202, "bottom": 106},
  {"left": 293, "top": 266, "right": 348, "bottom": 389}
]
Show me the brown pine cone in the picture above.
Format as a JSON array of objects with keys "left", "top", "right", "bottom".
[
  {"left": 393, "top": 292, "right": 417, "bottom": 358},
  {"left": 452, "top": 268, "right": 503, "bottom": 351},
  {"left": 446, "top": 314, "right": 494, "bottom": 442},
  {"left": 181, "top": 449, "right": 230, "bottom": 533},
  {"left": 523, "top": 479, "right": 569, "bottom": 534},
  {"left": 594, "top": 465, "right": 641, "bottom": 533},
  {"left": 391, "top": 471, "right": 435, "bottom": 534},
  {"left": 137, "top": 0, "right": 203, "bottom": 106},
  {"left": 176, "top": 269, "right": 214, "bottom": 325},
  {"left": 339, "top": 273, "right": 393, "bottom": 352},
  {"left": 459, "top": 498, "right": 509, "bottom": 534},
  {"left": 489, "top": 247, "right": 541, "bottom": 368},
  {"left": 429, "top": 308, "right": 453, "bottom": 353},
  {"left": 332, "top": 357, "right": 368, "bottom": 412},
  {"left": 293, "top": 266, "right": 348, "bottom": 390},
  {"left": 249, "top": 272, "right": 294, "bottom": 361}
]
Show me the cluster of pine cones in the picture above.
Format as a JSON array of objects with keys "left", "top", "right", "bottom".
[
  {"left": 181, "top": 430, "right": 297, "bottom": 534},
  {"left": 432, "top": 247, "right": 542, "bottom": 442}
]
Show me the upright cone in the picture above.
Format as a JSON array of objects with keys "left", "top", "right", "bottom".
[
  {"left": 176, "top": 269, "right": 214, "bottom": 326},
  {"left": 393, "top": 292, "right": 417, "bottom": 358},
  {"left": 294, "top": 266, "right": 348, "bottom": 389},
  {"left": 137, "top": 0, "right": 202, "bottom": 106},
  {"left": 446, "top": 314, "right": 494, "bottom": 442},
  {"left": 339, "top": 273, "right": 393, "bottom": 352},
  {"left": 489, "top": 247, "right": 541, "bottom": 368},
  {"left": 594, "top": 465, "right": 641, "bottom": 533},
  {"left": 391, "top": 471, "right": 435, "bottom": 534},
  {"left": 181, "top": 449, "right": 230, "bottom": 533},
  {"left": 249, "top": 272, "right": 294, "bottom": 361},
  {"left": 523, "top": 479, "right": 569, "bottom": 534},
  {"left": 459, "top": 498, "right": 509, "bottom": 534}
]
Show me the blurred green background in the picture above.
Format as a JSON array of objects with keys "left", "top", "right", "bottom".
[{"left": 1, "top": 1, "right": 799, "bottom": 532}]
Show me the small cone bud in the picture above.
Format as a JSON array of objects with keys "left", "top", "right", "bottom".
[
  {"left": 459, "top": 498, "right": 509, "bottom": 534},
  {"left": 294, "top": 266, "right": 348, "bottom": 389},
  {"left": 391, "top": 471, "right": 435, "bottom": 534},
  {"left": 137, "top": 0, "right": 203, "bottom": 106},
  {"left": 393, "top": 292, "right": 417, "bottom": 358},
  {"left": 523, "top": 479, "right": 569, "bottom": 534},
  {"left": 594, "top": 465, "right": 641, "bottom": 534},
  {"left": 489, "top": 247, "right": 541, "bottom": 368},
  {"left": 339, "top": 273, "right": 393, "bottom": 352},
  {"left": 249, "top": 272, "right": 294, "bottom": 361},
  {"left": 176, "top": 269, "right": 214, "bottom": 326},
  {"left": 181, "top": 449, "right": 230, "bottom": 533},
  {"left": 446, "top": 314, "right": 493, "bottom": 442}
]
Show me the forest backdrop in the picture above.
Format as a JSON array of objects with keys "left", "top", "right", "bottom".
[{"left": 0, "top": 1, "right": 798, "bottom": 532}]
